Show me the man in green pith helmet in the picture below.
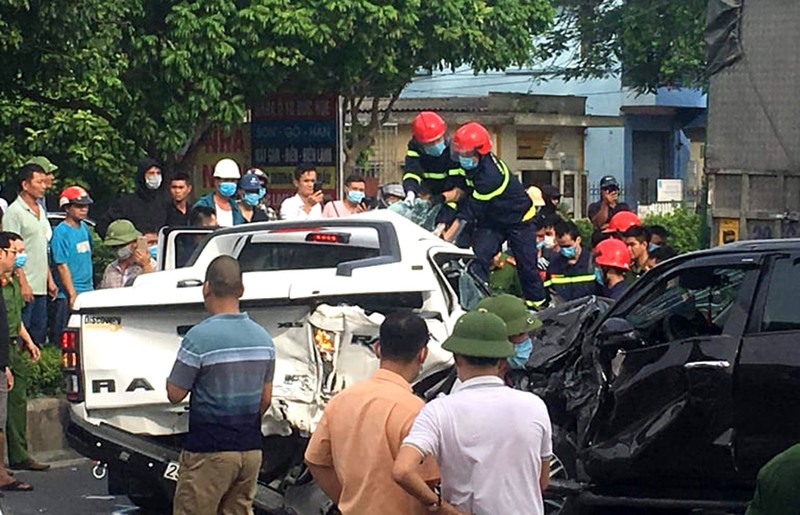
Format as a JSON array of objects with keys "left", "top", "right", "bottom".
[
  {"left": 475, "top": 293, "right": 542, "bottom": 372},
  {"left": 394, "top": 309, "right": 552, "bottom": 514}
]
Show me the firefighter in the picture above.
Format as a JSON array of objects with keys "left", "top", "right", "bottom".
[
  {"left": 593, "top": 238, "right": 631, "bottom": 300},
  {"left": 451, "top": 122, "right": 546, "bottom": 310},
  {"left": 403, "top": 111, "right": 469, "bottom": 245},
  {"left": 545, "top": 220, "right": 596, "bottom": 302}
]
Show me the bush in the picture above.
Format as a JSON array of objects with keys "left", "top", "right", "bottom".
[
  {"left": 28, "top": 345, "right": 65, "bottom": 398},
  {"left": 642, "top": 207, "right": 703, "bottom": 254},
  {"left": 573, "top": 218, "right": 594, "bottom": 248}
]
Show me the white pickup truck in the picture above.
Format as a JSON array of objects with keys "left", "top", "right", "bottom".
[{"left": 63, "top": 211, "right": 483, "bottom": 513}]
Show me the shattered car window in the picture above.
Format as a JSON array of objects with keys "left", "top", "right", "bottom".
[{"left": 625, "top": 267, "right": 746, "bottom": 344}]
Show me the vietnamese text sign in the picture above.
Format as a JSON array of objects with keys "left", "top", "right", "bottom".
[{"left": 251, "top": 94, "right": 340, "bottom": 205}]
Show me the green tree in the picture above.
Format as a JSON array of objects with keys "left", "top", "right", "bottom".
[
  {"left": 301, "top": 0, "right": 555, "bottom": 171},
  {"left": 0, "top": 0, "right": 323, "bottom": 199},
  {"left": 545, "top": 0, "right": 707, "bottom": 93}
]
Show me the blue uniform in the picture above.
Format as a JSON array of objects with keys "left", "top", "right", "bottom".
[
  {"left": 545, "top": 249, "right": 596, "bottom": 302},
  {"left": 457, "top": 154, "right": 545, "bottom": 307},
  {"left": 599, "top": 280, "right": 628, "bottom": 301}
]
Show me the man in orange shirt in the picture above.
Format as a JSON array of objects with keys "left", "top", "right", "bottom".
[{"left": 305, "top": 312, "right": 439, "bottom": 514}]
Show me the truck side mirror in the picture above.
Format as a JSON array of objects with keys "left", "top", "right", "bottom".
[{"left": 597, "top": 317, "right": 639, "bottom": 350}]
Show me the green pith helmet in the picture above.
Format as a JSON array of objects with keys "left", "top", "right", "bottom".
[
  {"left": 475, "top": 294, "right": 543, "bottom": 336},
  {"left": 442, "top": 309, "right": 514, "bottom": 358},
  {"left": 25, "top": 156, "right": 58, "bottom": 173},
  {"left": 104, "top": 219, "right": 142, "bottom": 246}
]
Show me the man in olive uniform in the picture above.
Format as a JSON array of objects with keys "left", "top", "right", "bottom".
[{"left": 2, "top": 233, "right": 48, "bottom": 472}]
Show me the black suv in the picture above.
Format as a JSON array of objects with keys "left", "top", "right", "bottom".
[{"left": 524, "top": 240, "right": 800, "bottom": 513}]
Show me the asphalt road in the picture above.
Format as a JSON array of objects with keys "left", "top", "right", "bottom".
[{"left": 0, "top": 459, "right": 157, "bottom": 515}]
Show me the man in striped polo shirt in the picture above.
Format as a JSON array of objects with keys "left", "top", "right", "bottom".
[{"left": 167, "top": 255, "right": 275, "bottom": 515}]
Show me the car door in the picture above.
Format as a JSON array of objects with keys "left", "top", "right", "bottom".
[
  {"left": 582, "top": 256, "right": 761, "bottom": 486},
  {"left": 735, "top": 252, "right": 800, "bottom": 479}
]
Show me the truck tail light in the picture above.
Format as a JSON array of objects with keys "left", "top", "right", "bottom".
[
  {"left": 61, "top": 329, "right": 83, "bottom": 403},
  {"left": 313, "top": 328, "right": 336, "bottom": 358}
]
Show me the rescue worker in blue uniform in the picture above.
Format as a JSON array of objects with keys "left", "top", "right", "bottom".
[
  {"left": 451, "top": 121, "right": 546, "bottom": 309},
  {"left": 593, "top": 237, "right": 631, "bottom": 301},
  {"left": 403, "top": 112, "right": 470, "bottom": 245},
  {"left": 545, "top": 220, "right": 596, "bottom": 302}
]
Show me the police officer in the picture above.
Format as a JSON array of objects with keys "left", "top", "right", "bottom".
[
  {"left": 451, "top": 122, "right": 547, "bottom": 309},
  {"left": 545, "top": 220, "right": 595, "bottom": 302},
  {"left": 403, "top": 112, "right": 469, "bottom": 244},
  {"left": 476, "top": 294, "right": 542, "bottom": 372}
]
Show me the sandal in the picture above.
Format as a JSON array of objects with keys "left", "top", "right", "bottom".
[{"left": 0, "top": 480, "right": 33, "bottom": 491}]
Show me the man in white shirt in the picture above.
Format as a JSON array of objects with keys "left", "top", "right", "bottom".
[
  {"left": 393, "top": 309, "right": 553, "bottom": 515},
  {"left": 280, "top": 163, "right": 323, "bottom": 220}
]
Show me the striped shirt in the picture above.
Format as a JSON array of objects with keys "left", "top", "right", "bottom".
[{"left": 168, "top": 312, "right": 275, "bottom": 452}]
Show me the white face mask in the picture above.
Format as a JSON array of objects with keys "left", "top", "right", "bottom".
[
  {"left": 145, "top": 174, "right": 162, "bottom": 190},
  {"left": 543, "top": 235, "right": 556, "bottom": 249}
]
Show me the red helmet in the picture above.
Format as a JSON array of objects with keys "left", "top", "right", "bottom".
[
  {"left": 606, "top": 210, "right": 640, "bottom": 233},
  {"left": 452, "top": 122, "right": 492, "bottom": 155},
  {"left": 594, "top": 238, "right": 631, "bottom": 271},
  {"left": 59, "top": 185, "right": 94, "bottom": 208},
  {"left": 411, "top": 111, "right": 446, "bottom": 144}
]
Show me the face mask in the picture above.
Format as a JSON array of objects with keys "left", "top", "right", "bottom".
[
  {"left": 507, "top": 338, "right": 533, "bottom": 370},
  {"left": 423, "top": 140, "right": 446, "bottom": 157},
  {"left": 258, "top": 187, "right": 266, "bottom": 198},
  {"left": 145, "top": 174, "right": 162, "bottom": 190},
  {"left": 347, "top": 190, "right": 365, "bottom": 204},
  {"left": 243, "top": 192, "right": 261, "bottom": 206},
  {"left": 218, "top": 182, "right": 237, "bottom": 197},
  {"left": 536, "top": 240, "right": 545, "bottom": 250},
  {"left": 117, "top": 245, "right": 133, "bottom": 260},
  {"left": 560, "top": 246, "right": 577, "bottom": 259},
  {"left": 648, "top": 243, "right": 660, "bottom": 253},
  {"left": 149, "top": 245, "right": 158, "bottom": 260},
  {"left": 594, "top": 267, "right": 605, "bottom": 285},
  {"left": 14, "top": 254, "right": 27, "bottom": 269},
  {"left": 459, "top": 156, "right": 478, "bottom": 170},
  {"left": 543, "top": 235, "right": 556, "bottom": 249}
]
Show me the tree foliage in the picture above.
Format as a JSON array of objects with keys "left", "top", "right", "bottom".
[
  {"left": 545, "top": 0, "right": 707, "bottom": 93},
  {"left": 0, "top": 0, "right": 556, "bottom": 194},
  {"left": 309, "top": 0, "right": 556, "bottom": 170}
]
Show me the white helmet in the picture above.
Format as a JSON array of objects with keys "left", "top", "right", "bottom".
[{"left": 214, "top": 158, "right": 241, "bottom": 179}]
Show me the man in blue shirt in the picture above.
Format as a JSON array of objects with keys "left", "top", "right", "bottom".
[
  {"left": 167, "top": 255, "right": 275, "bottom": 515},
  {"left": 51, "top": 186, "right": 94, "bottom": 337}
]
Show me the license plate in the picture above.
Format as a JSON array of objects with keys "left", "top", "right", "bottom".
[{"left": 163, "top": 461, "right": 180, "bottom": 482}]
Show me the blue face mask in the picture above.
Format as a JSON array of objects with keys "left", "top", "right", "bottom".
[
  {"left": 459, "top": 156, "right": 478, "bottom": 170},
  {"left": 423, "top": 140, "right": 446, "bottom": 157},
  {"left": 560, "top": 246, "right": 577, "bottom": 259},
  {"left": 14, "top": 254, "right": 27, "bottom": 269},
  {"left": 648, "top": 242, "right": 660, "bottom": 253},
  {"left": 149, "top": 245, "right": 158, "bottom": 260},
  {"left": 507, "top": 338, "right": 533, "bottom": 369},
  {"left": 347, "top": 190, "right": 365, "bottom": 204},
  {"left": 594, "top": 267, "right": 605, "bottom": 285},
  {"left": 258, "top": 187, "right": 266, "bottom": 198},
  {"left": 218, "top": 182, "right": 237, "bottom": 197},
  {"left": 536, "top": 240, "right": 545, "bottom": 250},
  {"left": 243, "top": 192, "right": 261, "bottom": 206}
]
